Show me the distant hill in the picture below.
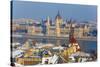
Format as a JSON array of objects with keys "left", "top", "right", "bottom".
[{"left": 12, "top": 18, "right": 41, "bottom": 24}]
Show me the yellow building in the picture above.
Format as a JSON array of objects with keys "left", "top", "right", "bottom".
[
  {"left": 61, "top": 23, "right": 81, "bottom": 62},
  {"left": 83, "top": 25, "right": 90, "bottom": 37},
  {"left": 16, "top": 57, "right": 41, "bottom": 65},
  {"left": 16, "top": 47, "right": 41, "bottom": 65},
  {"left": 74, "top": 24, "right": 90, "bottom": 38},
  {"left": 27, "top": 25, "right": 35, "bottom": 35},
  {"left": 62, "top": 23, "right": 90, "bottom": 38},
  {"left": 12, "top": 23, "right": 20, "bottom": 32},
  {"left": 23, "top": 41, "right": 31, "bottom": 49}
]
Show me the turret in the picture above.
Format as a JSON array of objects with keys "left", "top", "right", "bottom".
[{"left": 46, "top": 16, "right": 50, "bottom": 36}]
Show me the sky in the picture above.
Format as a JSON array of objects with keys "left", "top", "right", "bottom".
[{"left": 12, "top": 1, "right": 97, "bottom": 22}]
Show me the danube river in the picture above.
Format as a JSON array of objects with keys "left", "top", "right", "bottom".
[{"left": 12, "top": 35, "right": 97, "bottom": 53}]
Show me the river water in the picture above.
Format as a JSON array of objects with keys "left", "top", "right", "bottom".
[{"left": 12, "top": 37, "right": 97, "bottom": 53}]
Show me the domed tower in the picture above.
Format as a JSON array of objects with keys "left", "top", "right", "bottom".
[
  {"left": 55, "top": 11, "right": 63, "bottom": 37},
  {"left": 68, "top": 21, "right": 81, "bottom": 52}
]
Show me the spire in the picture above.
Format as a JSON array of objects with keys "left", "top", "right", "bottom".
[
  {"left": 55, "top": 10, "right": 62, "bottom": 20},
  {"left": 57, "top": 10, "right": 60, "bottom": 16},
  {"left": 69, "top": 19, "right": 77, "bottom": 43}
]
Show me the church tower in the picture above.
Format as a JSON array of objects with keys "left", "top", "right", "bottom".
[{"left": 68, "top": 21, "right": 80, "bottom": 52}]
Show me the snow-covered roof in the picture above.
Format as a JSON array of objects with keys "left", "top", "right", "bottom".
[
  {"left": 42, "top": 54, "right": 59, "bottom": 64},
  {"left": 52, "top": 46, "right": 64, "bottom": 50},
  {"left": 12, "top": 42, "right": 21, "bottom": 46},
  {"left": 13, "top": 50, "right": 24, "bottom": 58},
  {"left": 36, "top": 43, "right": 54, "bottom": 48},
  {"left": 70, "top": 51, "right": 90, "bottom": 57}
]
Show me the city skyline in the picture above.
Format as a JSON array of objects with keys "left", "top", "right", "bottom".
[
  {"left": 12, "top": 1, "right": 97, "bottom": 22},
  {"left": 11, "top": 1, "right": 97, "bottom": 66}
]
